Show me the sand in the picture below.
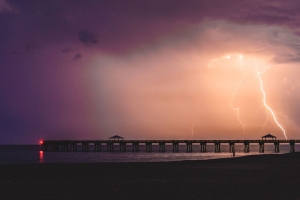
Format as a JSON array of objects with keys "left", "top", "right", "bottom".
[{"left": 1, "top": 153, "right": 300, "bottom": 200}]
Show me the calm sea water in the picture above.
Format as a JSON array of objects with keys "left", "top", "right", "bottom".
[{"left": 0, "top": 144, "right": 297, "bottom": 165}]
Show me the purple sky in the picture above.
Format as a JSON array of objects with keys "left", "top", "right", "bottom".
[{"left": 1, "top": 0, "right": 300, "bottom": 144}]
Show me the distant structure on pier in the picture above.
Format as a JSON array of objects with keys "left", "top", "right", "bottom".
[
  {"left": 109, "top": 135, "right": 124, "bottom": 141},
  {"left": 262, "top": 133, "right": 276, "bottom": 141}
]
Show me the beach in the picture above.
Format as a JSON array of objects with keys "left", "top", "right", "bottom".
[{"left": 1, "top": 153, "right": 300, "bottom": 200}]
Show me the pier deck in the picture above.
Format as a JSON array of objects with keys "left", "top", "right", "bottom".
[{"left": 41, "top": 139, "right": 299, "bottom": 153}]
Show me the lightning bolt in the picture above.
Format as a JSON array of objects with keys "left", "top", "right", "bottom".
[
  {"left": 254, "top": 59, "right": 287, "bottom": 140},
  {"left": 229, "top": 78, "right": 246, "bottom": 134},
  {"left": 207, "top": 54, "right": 287, "bottom": 139},
  {"left": 260, "top": 112, "right": 269, "bottom": 134},
  {"left": 209, "top": 54, "right": 246, "bottom": 134},
  {"left": 254, "top": 103, "right": 264, "bottom": 116},
  {"left": 208, "top": 55, "right": 231, "bottom": 68},
  {"left": 254, "top": 103, "right": 269, "bottom": 134},
  {"left": 277, "top": 112, "right": 288, "bottom": 119}
]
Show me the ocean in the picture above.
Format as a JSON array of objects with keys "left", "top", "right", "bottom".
[{"left": 0, "top": 144, "right": 297, "bottom": 165}]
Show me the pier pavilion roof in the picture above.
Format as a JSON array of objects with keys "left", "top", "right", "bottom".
[
  {"left": 262, "top": 133, "right": 276, "bottom": 140},
  {"left": 109, "top": 135, "right": 124, "bottom": 140}
]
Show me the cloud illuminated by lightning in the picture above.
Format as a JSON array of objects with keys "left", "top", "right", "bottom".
[
  {"left": 192, "top": 54, "right": 233, "bottom": 138},
  {"left": 207, "top": 54, "right": 287, "bottom": 139},
  {"left": 208, "top": 54, "right": 246, "bottom": 135}
]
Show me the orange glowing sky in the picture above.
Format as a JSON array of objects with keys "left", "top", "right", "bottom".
[{"left": 87, "top": 26, "right": 300, "bottom": 140}]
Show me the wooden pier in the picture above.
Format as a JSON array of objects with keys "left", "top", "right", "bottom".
[{"left": 41, "top": 140, "right": 299, "bottom": 153}]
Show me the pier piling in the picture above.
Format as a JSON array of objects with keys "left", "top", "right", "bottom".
[
  {"left": 132, "top": 142, "right": 139, "bottom": 152},
  {"left": 60, "top": 141, "right": 69, "bottom": 152},
  {"left": 94, "top": 142, "right": 101, "bottom": 152},
  {"left": 70, "top": 142, "right": 78, "bottom": 152},
  {"left": 159, "top": 142, "right": 166, "bottom": 152},
  {"left": 82, "top": 142, "right": 89, "bottom": 152},
  {"left": 107, "top": 142, "right": 113, "bottom": 152},
  {"left": 172, "top": 142, "right": 179, "bottom": 152},
  {"left": 146, "top": 142, "right": 152, "bottom": 152},
  {"left": 186, "top": 142, "right": 192, "bottom": 152},
  {"left": 244, "top": 141, "right": 250, "bottom": 153},
  {"left": 200, "top": 142, "right": 206, "bottom": 153},
  {"left": 119, "top": 142, "right": 126, "bottom": 152},
  {"left": 259, "top": 142, "right": 264, "bottom": 153},
  {"left": 274, "top": 141, "right": 280, "bottom": 153},
  {"left": 290, "top": 140, "right": 295, "bottom": 153},
  {"left": 214, "top": 142, "right": 221, "bottom": 153},
  {"left": 229, "top": 142, "right": 235, "bottom": 153}
]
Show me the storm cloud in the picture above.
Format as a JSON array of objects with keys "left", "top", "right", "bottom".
[
  {"left": 1, "top": 0, "right": 300, "bottom": 143},
  {"left": 1, "top": 0, "right": 300, "bottom": 54},
  {"left": 73, "top": 53, "right": 82, "bottom": 60},
  {"left": 78, "top": 29, "right": 99, "bottom": 46}
]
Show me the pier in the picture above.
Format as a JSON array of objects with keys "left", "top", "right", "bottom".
[{"left": 41, "top": 140, "right": 299, "bottom": 153}]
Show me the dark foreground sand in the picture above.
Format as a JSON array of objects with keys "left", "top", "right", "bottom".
[{"left": 1, "top": 153, "right": 300, "bottom": 200}]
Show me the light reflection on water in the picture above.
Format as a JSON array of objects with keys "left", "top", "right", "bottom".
[
  {"left": 0, "top": 144, "right": 297, "bottom": 165},
  {"left": 39, "top": 151, "right": 44, "bottom": 163}
]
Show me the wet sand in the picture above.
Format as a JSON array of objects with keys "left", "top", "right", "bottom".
[{"left": 1, "top": 153, "right": 300, "bottom": 200}]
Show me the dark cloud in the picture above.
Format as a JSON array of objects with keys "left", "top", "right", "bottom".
[
  {"left": 2, "top": 51, "right": 20, "bottom": 54},
  {"left": 78, "top": 29, "right": 99, "bottom": 46},
  {"left": 61, "top": 47, "right": 73, "bottom": 53},
  {"left": 1, "top": 0, "right": 300, "bottom": 55},
  {"left": 273, "top": 55, "right": 300, "bottom": 64},
  {"left": 73, "top": 53, "right": 82, "bottom": 60}
]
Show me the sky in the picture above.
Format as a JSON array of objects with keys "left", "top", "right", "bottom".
[{"left": 1, "top": 0, "right": 300, "bottom": 144}]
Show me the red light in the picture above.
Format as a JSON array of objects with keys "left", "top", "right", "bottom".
[{"left": 40, "top": 140, "right": 43, "bottom": 145}]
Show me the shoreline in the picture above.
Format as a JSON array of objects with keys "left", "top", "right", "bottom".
[
  {"left": 2, "top": 151, "right": 295, "bottom": 165},
  {"left": 1, "top": 152, "right": 300, "bottom": 199}
]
